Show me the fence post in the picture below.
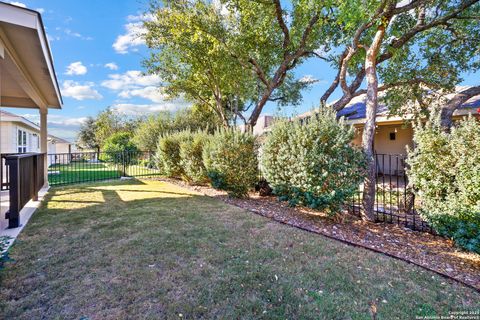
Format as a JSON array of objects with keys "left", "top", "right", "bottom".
[
  {"left": 122, "top": 150, "right": 127, "bottom": 177},
  {"left": 6, "top": 157, "right": 20, "bottom": 228},
  {"left": 32, "top": 155, "right": 39, "bottom": 201}
]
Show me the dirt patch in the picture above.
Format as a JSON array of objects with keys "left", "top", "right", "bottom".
[{"left": 160, "top": 178, "right": 480, "bottom": 291}]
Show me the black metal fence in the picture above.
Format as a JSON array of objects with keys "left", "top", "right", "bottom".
[
  {"left": 47, "top": 151, "right": 161, "bottom": 186},
  {"left": 350, "top": 153, "right": 432, "bottom": 232}
]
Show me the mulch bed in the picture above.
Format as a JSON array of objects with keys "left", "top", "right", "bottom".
[{"left": 158, "top": 178, "right": 480, "bottom": 291}]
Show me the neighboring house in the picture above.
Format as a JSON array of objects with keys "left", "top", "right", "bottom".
[
  {"left": 255, "top": 91, "right": 480, "bottom": 175},
  {"left": 48, "top": 134, "right": 73, "bottom": 165},
  {"left": 0, "top": 109, "right": 72, "bottom": 165},
  {"left": 0, "top": 109, "right": 41, "bottom": 154},
  {"left": 297, "top": 92, "right": 480, "bottom": 175},
  {"left": 238, "top": 115, "right": 277, "bottom": 136}
]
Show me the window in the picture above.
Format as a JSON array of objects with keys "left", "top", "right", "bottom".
[
  {"left": 17, "top": 129, "right": 27, "bottom": 153},
  {"left": 389, "top": 132, "right": 396, "bottom": 141}
]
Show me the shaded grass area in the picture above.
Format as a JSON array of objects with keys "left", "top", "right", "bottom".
[
  {"left": 48, "top": 162, "right": 160, "bottom": 186},
  {"left": 0, "top": 180, "right": 478, "bottom": 319}
]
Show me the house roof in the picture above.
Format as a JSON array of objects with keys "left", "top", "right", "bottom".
[
  {"left": 0, "top": 2, "right": 62, "bottom": 109},
  {"left": 336, "top": 93, "right": 480, "bottom": 121},
  {"left": 48, "top": 135, "right": 71, "bottom": 144},
  {"left": 0, "top": 109, "right": 71, "bottom": 143},
  {"left": 0, "top": 108, "right": 40, "bottom": 130}
]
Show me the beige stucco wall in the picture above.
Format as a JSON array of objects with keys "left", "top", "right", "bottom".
[
  {"left": 352, "top": 123, "right": 413, "bottom": 175},
  {"left": 55, "top": 142, "right": 70, "bottom": 154},
  {"left": 352, "top": 123, "right": 413, "bottom": 155}
]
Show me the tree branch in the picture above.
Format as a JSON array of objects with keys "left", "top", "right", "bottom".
[
  {"left": 273, "top": 0, "right": 290, "bottom": 49},
  {"left": 441, "top": 85, "right": 480, "bottom": 129},
  {"left": 324, "top": 0, "right": 480, "bottom": 111}
]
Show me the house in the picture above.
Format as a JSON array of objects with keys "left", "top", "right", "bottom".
[
  {"left": 238, "top": 115, "right": 277, "bottom": 135},
  {"left": 0, "top": 2, "right": 63, "bottom": 229},
  {"left": 0, "top": 2, "right": 63, "bottom": 174},
  {"left": 0, "top": 109, "right": 72, "bottom": 159},
  {"left": 295, "top": 92, "right": 480, "bottom": 175},
  {"left": 255, "top": 91, "right": 480, "bottom": 175}
]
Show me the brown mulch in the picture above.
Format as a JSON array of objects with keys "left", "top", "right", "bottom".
[{"left": 158, "top": 178, "right": 480, "bottom": 291}]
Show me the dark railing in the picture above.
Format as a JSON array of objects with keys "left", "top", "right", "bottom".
[
  {"left": 350, "top": 153, "right": 432, "bottom": 233},
  {"left": 4, "top": 153, "right": 45, "bottom": 228},
  {"left": 1, "top": 154, "right": 10, "bottom": 190},
  {"left": 47, "top": 151, "right": 161, "bottom": 186}
]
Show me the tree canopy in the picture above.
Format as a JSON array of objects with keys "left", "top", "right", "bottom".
[
  {"left": 144, "top": 0, "right": 335, "bottom": 128},
  {"left": 318, "top": 0, "right": 480, "bottom": 117}
]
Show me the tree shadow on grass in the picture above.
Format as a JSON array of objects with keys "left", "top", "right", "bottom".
[{"left": 1, "top": 179, "right": 479, "bottom": 320}]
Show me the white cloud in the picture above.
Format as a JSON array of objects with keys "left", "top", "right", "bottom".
[
  {"left": 65, "top": 61, "right": 88, "bottom": 75},
  {"left": 104, "top": 62, "right": 119, "bottom": 70},
  {"left": 21, "top": 113, "right": 88, "bottom": 128},
  {"left": 102, "top": 70, "right": 191, "bottom": 113},
  {"left": 9, "top": 2, "right": 26, "bottom": 8},
  {"left": 299, "top": 75, "right": 320, "bottom": 84},
  {"left": 21, "top": 114, "right": 87, "bottom": 142},
  {"left": 47, "top": 34, "right": 61, "bottom": 42},
  {"left": 61, "top": 80, "right": 103, "bottom": 100},
  {"left": 64, "top": 28, "right": 93, "bottom": 41},
  {"left": 36, "top": 8, "right": 45, "bottom": 14},
  {"left": 113, "top": 14, "right": 153, "bottom": 54},
  {"left": 112, "top": 101, "right": 189, "bottom": 116},
  {"left": 101, "top": 70, "right": 161, "bottom": 91},
  {"left": 118, "top": 86, "right": 167, "bottom": 103}
]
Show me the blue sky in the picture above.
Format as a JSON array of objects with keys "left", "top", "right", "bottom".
[{"left": 4, "top": 1, "right": 479, "bottom": 142}]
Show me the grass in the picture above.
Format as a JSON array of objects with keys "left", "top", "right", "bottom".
[
  {"left": 0, "top": 180, "right": 478, "bottom": 319},
  {"left": 48, "top": 161, "right": 160, "bottom": 186}
]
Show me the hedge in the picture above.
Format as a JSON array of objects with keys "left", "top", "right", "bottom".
[
  {"left": 203, "top": 128, "right": 258, "bottom": 197},
  {"left": 261, "top": 107, "right": 366, "bottom": 215}
]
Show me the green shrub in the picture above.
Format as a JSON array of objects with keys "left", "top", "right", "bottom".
[
  {"left": 100, "top": 132, "right": 139, "bottom": 164},
  {"left": 407, "top": 115, "right": 480, "bottom": 253},
  {"left": 179, "top": 131, "right": 209, "bottom": 184},
  {"left": 156, "top": 131, "right": 191, "bottom": 178},
  {"left": 260, "top": 107, "right": 366, "bottom": 215},
  {"left": 203, "top": 128, "right": 258, "bottom": 197}
]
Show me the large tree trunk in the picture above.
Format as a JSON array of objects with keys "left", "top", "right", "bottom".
[
  {"left": 361, "top": 24, "right": 388, "bottom": 222},
  {"left": 440, "top": 85, "right": 480, "bottom": 131}
]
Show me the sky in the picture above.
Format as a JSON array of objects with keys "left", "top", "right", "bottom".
[{"left": 3, "top": 0, "right": 479, "bottom": 142}]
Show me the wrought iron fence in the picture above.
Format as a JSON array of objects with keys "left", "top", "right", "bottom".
[
  {"left": 47, "top": 151, "right": 161, "bottom": 186},
  {"left": 350, "top": 153, "right": 432, "bottom": 233}
]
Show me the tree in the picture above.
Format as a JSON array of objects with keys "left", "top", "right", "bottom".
[
  {"left": 440, "top": 85, "right": 480, "bottom": 129},
  {"left": 132, "top": 105, "right": 220, "bottom": 151},
  {"left": 101, "top": 132, "right": 139, "bottom": 164},
  {"left": 133, "top": 111, "right": 173, "bottom": 151},
  {"left": 319, "top": 0, "right": 480, "bottom": 220},
  {"left": 144, "top": 0, "right": 333, "bottom": 129},
  {"left": 76, "top": 116, "right": 98, "bottom": 150},
  {"left": 76, "top": 107, "right": 141, "bottom": 151},
  {"left": 94, "top": 108, "right": 132, "bottom": 147}
]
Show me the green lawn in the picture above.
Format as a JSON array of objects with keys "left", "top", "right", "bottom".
[
  {"left": 48, "top": 162, "right": 160, "bottom": 185},
  {"left": 0, "top": 180, "right": 478, "bottom": 319}
]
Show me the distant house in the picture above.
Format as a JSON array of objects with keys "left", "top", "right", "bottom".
[
  {"left": 254, "top": 91, "right": 480, "bottom": 175},
  {"left": 296, "top": 92, "right": 480, "bottom": 175},
  {"left": 0, "top": 109, "right": 72, "bottom": 164},
  {"left": 239, "top": 115, "right": 277, "bottom": 136}
]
